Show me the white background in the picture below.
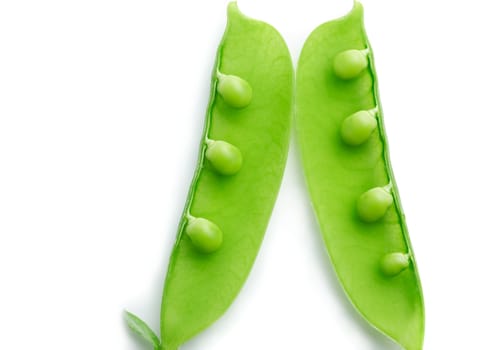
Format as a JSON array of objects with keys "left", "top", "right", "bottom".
[{"left": 1, "top": 0, "right": 494, "bottom": 349}]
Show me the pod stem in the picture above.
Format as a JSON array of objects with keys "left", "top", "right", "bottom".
[
  {"left": 216, "top": 70, "right": 226, "bottom": 80},
  {"left": 205, "top": 138, "right": 215, "bottom": 147},
  {"left": 383, "top": 182, "right": 393, "bottom": 193},
  {"left": 369, "top": 106, "right": 379, "bottom": 116}
]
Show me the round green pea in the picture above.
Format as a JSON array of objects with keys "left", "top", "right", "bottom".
[
  {"left": 380, "top": 252, "right": 410, "bottom": 277},
  {"left": 205, "top": 140, "right": 243, "bottom": 176},
  {"left": 217, "top": 74, "right": 253, "bottom": 108},
  {"left": 340, "top": 110, "right": 377, "bottom": 146},
  {"left": 185, "top": 217, "right": 223, "bottom": 254},
  {"left": 357, "top": 187, "right": 393, "bottom": 223},
  {"left": 333, "top": 49, "right": 368, "bottom": 80}
]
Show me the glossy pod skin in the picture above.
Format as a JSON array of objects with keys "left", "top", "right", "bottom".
[
  {"left": 160, "top": 3, "right": 293, "bottom": 350},
  {"left": 296, "top": 3, "right": 424, "bottom": 350}
]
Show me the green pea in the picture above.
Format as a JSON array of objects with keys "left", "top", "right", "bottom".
[
  {"left": 340, "top": 109, "right": 377, "bottom": 146},
  {"left": 205, "top": 140, "right": 243, "bottom": 175},
  {"left": 157, "top": 3, "right": 293, "bottom": 350},
  {"left": 185, "top": 217, "right": 223, "bottom": 253},
  {"left": 127, "top": 3, "right": 293, "bottom": 347},
  {"left": 380, "top": 252, "right": 410, "bottom": 277},
  {"left": 217, "top": 73, "right": 253, "bottom": 108},
  {"left": 296, "top": 2, "right": 424, "bottom": 350},
  {"left": 333, "top": 49, "right": 368, "bottom": 80},
  {"left": 356, "top": 186, "right": 393, "bottom": 223}
]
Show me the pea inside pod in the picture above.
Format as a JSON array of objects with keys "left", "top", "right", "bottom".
[
  {"left": 356, "top": 185, "right": 393, "bottom": 223},
  {"left": 216, "top": 72, "right": 253, "bottom": 108},
  {"left": 340, "top": 109, "right": 378, "bottom": 146},
  {"left": 296, "top": 2, "right": 424, "bottom": 350},
  {"left": 185, "top": 216, "right": 223, "bottom": 254},
  {"left": 381, "top": 252, "right": 410, "bottom": 277},
  {"left": 205, "top": 139, "right": 243, "bottom": 176},
  {"left": 333, "top": 49, "right": 369, "bottom": 80}
]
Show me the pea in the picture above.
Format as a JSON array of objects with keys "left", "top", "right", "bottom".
[
  {"left": 296, "top": 2, "right": 424, "bottom": 350},
  {"left": 333, "top": 49, "right": 369, "bottom": 80},
  {"left": 125, "top": 3, "right": 293, "bottom": 347},
  {"left": 380, "top": 252, "right": 410, "bottom": 277},
  {"left": 217, "top": 72, "right": 253, "bottom": 108},
  {"left": 357, "top": 186, "right": 393, "bottom": 223},
  {"left": 205, "top": 139, "right": 243, "bottom": 175},
  {"left": 185, "top": 216, "right": 223, "bottom": 253},
  {"left": 340, "top": 109, "right": 378, "bottom": 146},
  {"left": 157, "top": 3, "right": 294, "bottom": 350}
]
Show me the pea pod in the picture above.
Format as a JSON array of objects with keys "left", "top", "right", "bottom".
[
  {"left": 125, "top": 2, "right": 293, "bottom": 349},
  {"left": 296, "top": 3, "right": 424, "bottom": 350}
]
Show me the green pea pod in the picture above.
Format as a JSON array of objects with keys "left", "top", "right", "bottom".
[
  {"left": 156, "top": 3, "right": 292, "bottom": 349},
  {"left": 296, "top": 2, "right": 424, "bottom": 350}
]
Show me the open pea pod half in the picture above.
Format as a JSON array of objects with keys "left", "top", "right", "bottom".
[
  {"left": 125, "top": 2, "right": 293, "bottom": 350},
  {"left": 296, "top": 2, "right": 424, "bottom": 350}
]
